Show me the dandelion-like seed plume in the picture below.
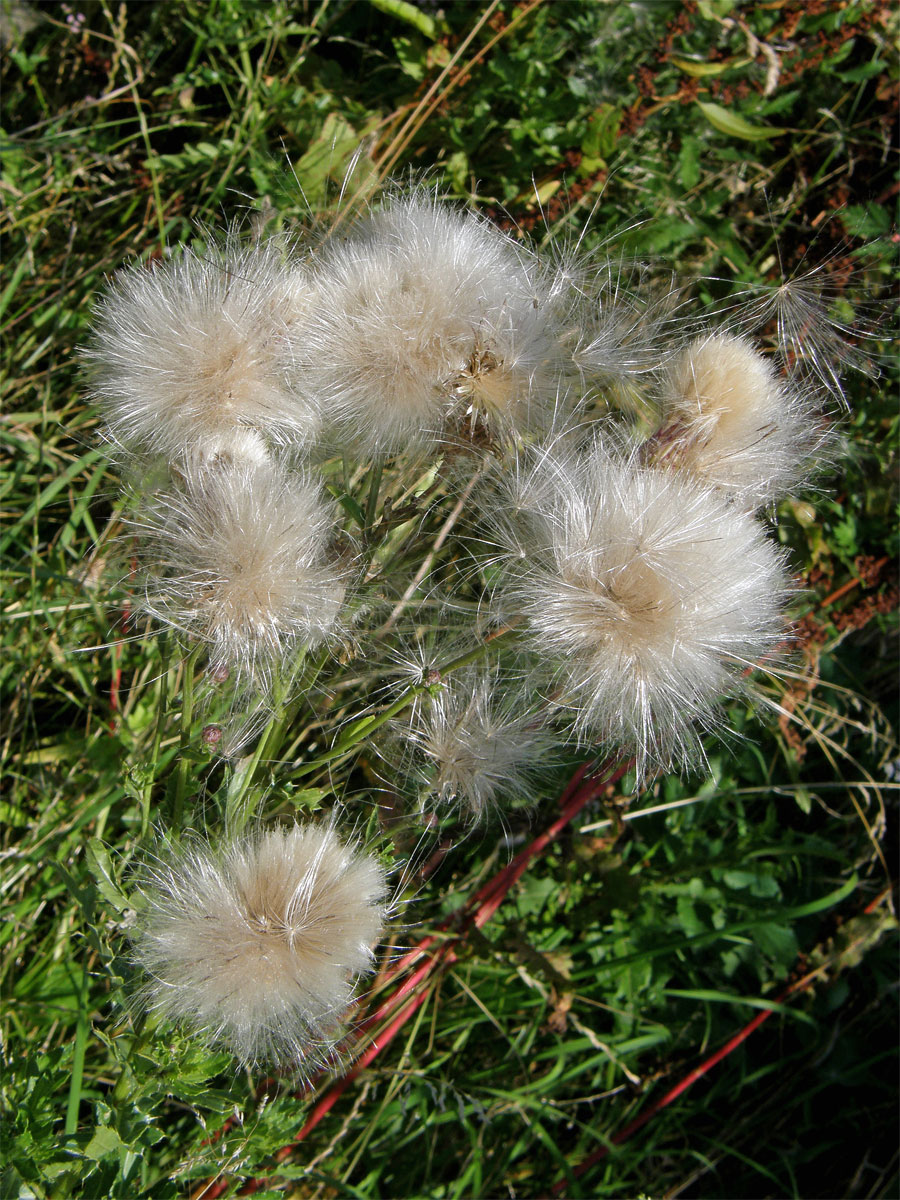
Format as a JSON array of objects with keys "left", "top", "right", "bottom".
[
  {"left": 87, "top": 230, "right": 318, "bottom": 461},
  {"left": 302, "top": 190, "right": 569, "bottom": 453},
  {"left": 654, "top": 332, "right": 821, "bottom": 508},
  {"left": 401, "top": 667, "right": 554, "bottom": 819},
  {"left": 134, "top": 456, "right": 345, "bottom": 686},
  {"left": 493, "top": 445, "right": 791, "bottom": 776},
  {"left": 130, "top": 823, "right": 388, "bottom": 1069}
]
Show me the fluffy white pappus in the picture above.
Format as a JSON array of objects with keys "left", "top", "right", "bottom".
[
  {"left": 572, "top": 257, "right": 688, "bottom": 398},
  {"left": 300, "top": 191, "right": 567, "bottom": 453},
  {"left": 492, "top": 445, "right": 792, "bottom": 778},
  {"left": 87, "top": 231, "right": 319, "bottom": 461},
  {"left": 726, "top": 257, "right": 882, "bottom": 406},
  {"left": 129, "top": 822, "right": 388, "bottom": 1069},
  {"left": 134, "top": 457, "right": 346, "bottom": 686},
  {"left": 654, "top": 333, "right": 822, "bottom": 508},
  {"left": 402, "top": 667, "right": 554, "bottom": 820}
]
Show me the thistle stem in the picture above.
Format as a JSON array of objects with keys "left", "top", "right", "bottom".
[
  {"left": 172, "top": 644, "right": 201, "bottom": 828},
  {"left": 365, "top": 456, "right": 383, "bottom": 533},
  {"left": 294, "top": 623, "right": 520, "bottom": 780},
  {"left": 140, "top": 640, "right": 171, "bottom": 838},
  {"left": 225, "top": 646, "right": 333, "bottom": 831}
]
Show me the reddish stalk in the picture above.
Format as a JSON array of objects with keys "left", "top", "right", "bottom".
[
  {"left": 362, "top": 758, "right": 627, "bottom": 1020},
  {"left": 294, "top": 758, "right": 629, "bottom": 1142},
  {"left": 193, "top": 758, "right": 628, "bottom": 1200},
  {"left": 553, "top": 885, "right": 896, "bottom": 1192},
  {"left": 820, "top": 556, "right": 888, "bottom": 609}
]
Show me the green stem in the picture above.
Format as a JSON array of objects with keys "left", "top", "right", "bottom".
[
  {"left": 225, "top": 645, "right": 332, "bottom": 831},
  {"left": 294, "top": 625, "right": 519, "bottom": 780},
  {"left": 365, "top": 456, "right": 384, "bottom": 533},
  {"left": 64, "top": 958, "right": 90, "bottom": 1135},
  {"left": 122, "top": 58, "right": 166, "bottom": 250},
  {"left": 172, "top": 645, "right": 201, "bottom": 829},
  {"left": 140, "top": 643, "right": 171, "bottom": 838}
]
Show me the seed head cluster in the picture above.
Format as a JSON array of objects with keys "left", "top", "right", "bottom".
[{"left": 86, "top": 185, "right": 860, "bottom": 1069}]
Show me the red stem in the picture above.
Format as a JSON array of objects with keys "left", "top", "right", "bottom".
[
  {"left": 293, "top": 759, "right": 629, "bottom": 1145},
  {"left": 210, "top": 758, "right": 629, "bottom": 1198},
  {"left": 553, "top": 886, "right": 896, "bottom": 1192}
]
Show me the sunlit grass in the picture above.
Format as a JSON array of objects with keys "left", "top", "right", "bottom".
[{"left": 2, "top": 2, "right": 897, "bottom": 1198}]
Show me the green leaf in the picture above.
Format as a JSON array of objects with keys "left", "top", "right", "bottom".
[
  {"left": 291, "top": 113, "right": 376, "bottom": 207},
  {"left": 754, "top": 922, "right": 799, "bottom": 965},
  {"left": 696, "top": 101, "right": 783, "bottom": 141},
  {"left": 289, "top": 787, "right": 327, "bottom": 812},
  {"left": 831, "top": 514, "right": 858, "bottom": 557},
  {"left": 678, "top": 135, "right": 701, "bottom": 189},
  {"left": 842, "top": 203, "right": 891, "bottom": 238},
  {"left": 722, "top": 869, "right": 780, "bottom": 899},
  {"left": 581, "top": 103, "right": 621, "bottom": 164},
  {"left": 663, "top": 988, "right": 817, "bottom": 1025},
  {"left": 82, "top": 1125, "right": 124, "bottom": 1162},
  {"left": 393, "top": 35, "right": 427, "bottom": 81},
  {"left": 84, "top": 840, "right": 130, "bottom": 916},
  {"left": 794, "top": 787, "right": 813, "bottom": 815},
  {"left": 670, "top": 55, "right": 748, "bottom": 78},
  {"left": 697, "top": 0, "right": 738, "bottom": 16},
  {"left": 371, "top": 0, "right": 437, "bottom": 39}
]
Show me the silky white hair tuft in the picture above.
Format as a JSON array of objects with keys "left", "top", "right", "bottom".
[
  {"left": 655, "top": 332, "right": 822, "bottom": 508},
  {"left": 86, "top": 230, "right": 319, "bottom": 461},
  {"left": 490, "top": 443, "right": 792, "bottom": 778},
  {"left": 132, "top": 455, "right": 346, "bottom": 685},
  {"left": 298, "top": 190, "right": 569, "bottom": 453},
  {"left": 403, "top": 666, "right": 555, "bottom": 819},
  {"left": 129, "top": 822, "right": 388, "bottom": 1070}
]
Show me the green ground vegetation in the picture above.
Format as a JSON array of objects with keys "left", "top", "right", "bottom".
[{"left": 2, "top": 2, "right": 898, "bottom": 1197}]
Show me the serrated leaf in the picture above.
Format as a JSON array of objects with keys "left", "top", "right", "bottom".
[
  {"left": 696, "top": 100, "right": 783, "bottom": 141},
  {"left": 83, "top": 1125, "right": 123, "bottom": 1161},
  {"left": 290, "top": 787, "right": 327, "bottom": 812},
  {"left": 85, "top": 839, "right": 130, "bottom": 915}
]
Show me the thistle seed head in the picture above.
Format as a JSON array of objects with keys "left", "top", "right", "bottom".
[
  {"left": 299, "top": 191, "right": 567, "bottom": 453},
  {"left": 655, "top": 332, "right": 822, "bottom": 508},
  {"left": 404, "top": 667, "right": 554, "bottom": 820},
  {"left": 129, "top": 822, "right": 388, "bottom": 1070},
  {"left": 492, "top": 444, "right": 792, "bottom": 778},
  {"left": 87, "top": 231, "right": 319, "bottom": 461},
  {"left": 133, "top": 456, "right": 346, "bottom": 686}
]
